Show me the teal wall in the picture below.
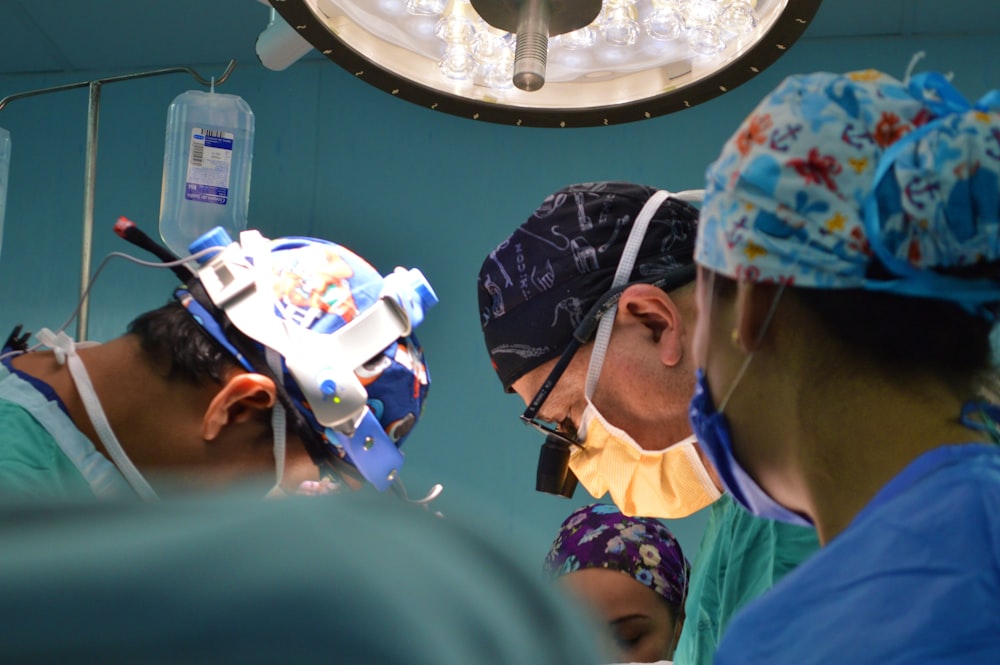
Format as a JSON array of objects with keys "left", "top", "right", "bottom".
[{"left": 0, "top": 30, "right": 996, "bottom": 563}]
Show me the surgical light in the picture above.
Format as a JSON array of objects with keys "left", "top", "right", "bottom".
[
  {"left": 264, "top": 0, "right": 822, "bottom": 126},
  {"left": 256, "top": 7, "right": 316, "bottom": 71}
]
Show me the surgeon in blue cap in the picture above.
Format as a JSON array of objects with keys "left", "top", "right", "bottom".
[{"left": 690, "top": 67, "right": 1000, "bottom": 663}]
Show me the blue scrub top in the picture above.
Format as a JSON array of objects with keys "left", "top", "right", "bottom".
[{"left": 715, "top": 443, "right": 1000, "bottom": 665}]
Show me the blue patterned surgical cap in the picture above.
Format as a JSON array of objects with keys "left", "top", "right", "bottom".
[{"left": 696, "top": 69, "right": 1000, "bottom": 316}]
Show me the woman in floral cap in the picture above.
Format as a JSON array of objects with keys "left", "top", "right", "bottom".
[{"left": 544, "top": 503, "right": 689, "bottom": 663}]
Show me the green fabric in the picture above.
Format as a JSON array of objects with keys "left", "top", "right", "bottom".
[
  {"left": 673, "top": 493, "right": 819, "bottom": 665},
  {"left": 0, "top": 400, "right": 91, "bottom": 498},
  {"left": 0, "top": 491, "right": 606, "bottom": 664}
]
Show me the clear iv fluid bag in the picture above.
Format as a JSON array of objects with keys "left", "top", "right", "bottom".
[
  {"left": 158, "top": 90, "right": 254, "bottom": 257},
  {"left": 0, "top": 127, "right": 9, "bottom": 261}
]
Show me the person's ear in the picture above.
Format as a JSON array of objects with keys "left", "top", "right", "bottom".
[
  {"left": 734, "top": 281, "right": 782, "bottom": 353},
  {"left": 202, "top": 373, "right": 277, "bottom": 441},
  {"left": 619, "top": 283, "right": 686, "bottom": 367}
]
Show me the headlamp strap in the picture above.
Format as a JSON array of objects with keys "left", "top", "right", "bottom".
[{"left": 327, "top": 409, "right": 404, "bottom": 491}]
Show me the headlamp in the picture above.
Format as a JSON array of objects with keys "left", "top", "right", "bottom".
[{"left": 188, "top": 227, "right": 437, "bottom": 491}]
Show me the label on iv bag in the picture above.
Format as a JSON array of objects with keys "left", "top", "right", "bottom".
[{"left": 185, "top": 128, "right": 234, "bottom": 205}]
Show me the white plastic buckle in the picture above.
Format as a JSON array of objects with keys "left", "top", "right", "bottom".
[
  {"left": 195, "top": 239, "right": 415, "bottom": 432},
  {"left": 197, "top": 243, "right": 257, "bottom": 310}
]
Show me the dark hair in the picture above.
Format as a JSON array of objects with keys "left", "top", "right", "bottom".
[
  {"left": 712, "top": 261, "right": 999, "bottom": 388},
  {"left": 128, "top": 298, "right": 332, "bottom": 466},
  {"left": 796, "top": 288, "right": 993, "bottom": 384},
  {"left": 808, "top": 261, "right": 999, "bottom": 384},
  {"left": 126, "top": 300, "right": 236, "bottom": 385}
]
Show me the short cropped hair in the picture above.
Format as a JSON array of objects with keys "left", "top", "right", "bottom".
[
  {"left": 796, "top": 260, "right": 1000, "bottom": 389},
  {"left": 711, "top": 261, "right": 998, "bottom": 390},
  {"left": 126, "top": 300, "right": 236, "bottom": 385},
  {"left": 127, "top": 299, "right": 329, "bottom": 463}
]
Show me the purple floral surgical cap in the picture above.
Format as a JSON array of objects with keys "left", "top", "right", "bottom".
[
  {"left": 696, "top": 68, "right": 1000, "bottom": 316},
  {"left": 543, "top": 503, "right": 690, "bottom": 609}
]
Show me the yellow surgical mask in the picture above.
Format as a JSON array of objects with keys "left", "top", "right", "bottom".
[
  {"left": 563, "top": 188, "right": 718, "bottom": 519},
  {"left": 569, "top": 400, "right": 721, "bottom": 519}
]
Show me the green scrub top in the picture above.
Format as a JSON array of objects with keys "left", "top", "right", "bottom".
[
  {"left": 0, "top": 363, "right": 131, "bottom": 499},
  {"left": 673, "top": 493, "right": 820, "bottom": 665},
  {"left": 0, "top": 398, "right": 92, "bottom": 498}
]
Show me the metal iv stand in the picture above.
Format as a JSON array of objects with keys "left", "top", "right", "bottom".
[{"left": 0, "top": 60, "right": 238, "bottom": 341}]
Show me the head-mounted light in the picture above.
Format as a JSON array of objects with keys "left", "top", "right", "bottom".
[{"left": 187, "top": 227, "right": 437, "bottom": 491}]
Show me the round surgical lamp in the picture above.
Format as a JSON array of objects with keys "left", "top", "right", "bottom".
[{"left": 267, "top": 0, "right": 822, "bottom": 127}]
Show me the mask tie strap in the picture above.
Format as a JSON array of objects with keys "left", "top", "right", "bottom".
[
  {"left": 584, "top": 189, "right": 705, "bottom": 400},
  {"left": 717, "top": 282, "right": 787, "bottom": 412},
  {"left": 585, "top": 190, "right": 670, "bottom": 400},
  {"left": 959, "top": 400, "right": 1000, "bottom": 444},
  {"left": 264, "top": 345, "right": 288, "bottom": 498},
  {"left": 240, "top": 232, "right": 290, "bottom": 499},
  {"left": 35, "top": 328, "right": 158, "bottom": 500}
]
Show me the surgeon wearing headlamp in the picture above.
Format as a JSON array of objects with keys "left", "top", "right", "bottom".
[{"left": 0, "top": 221, "right": 437, "bottom": 501}]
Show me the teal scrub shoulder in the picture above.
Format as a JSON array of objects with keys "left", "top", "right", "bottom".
[
  {"left": 714, "top": 444, "right": 1000, "bottom": 665},
  {"left": 673, "top": 493, "right": 819, "bottom": 665},
  {"left": 0, "top": 491, "right": 607, "bottom": 664},
  {"left": 0, "top": 399, "right": 91, "bottom": 498}
]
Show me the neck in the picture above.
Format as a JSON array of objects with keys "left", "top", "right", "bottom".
[
  {"left": 11, "top": 337, "right": 207, "bottom": 471},
  {"left": 11, "top": 344, "right": 108, "bottom": 454},
  {"left": 796, "top": 367, "right": 976, "bottom": 544}
]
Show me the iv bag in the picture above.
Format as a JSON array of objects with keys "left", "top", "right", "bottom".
[
  {"left": 0, "top": 127, "right": 9, "bottom": 261},
  {"left": 158, "top": 90, "right": 255, "bottom": 257}
]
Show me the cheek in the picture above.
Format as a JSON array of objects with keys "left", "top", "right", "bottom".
[
  {"left": 631, "top": 631, "right": 673, "bottom": 663},
  {"left": 553, "top": 358, "right": 592, "bottom": 426}
]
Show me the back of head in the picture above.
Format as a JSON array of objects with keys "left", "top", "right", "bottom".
[
  {"left": 695, "top": 69, "right": 1000, "bottom": 379},
  {"left": 478, "top": 181, "right": 700, "bottom": 391},
  {"left": 169, "top": 228, "right": 436, "bottom": 491},
  {"left": 128, "top": 299, "right": 237, "bottom": 386}
]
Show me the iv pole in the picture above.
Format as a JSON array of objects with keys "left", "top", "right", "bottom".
[{"left": 0, "top": 61, "right": 237, "bottom": 341}]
